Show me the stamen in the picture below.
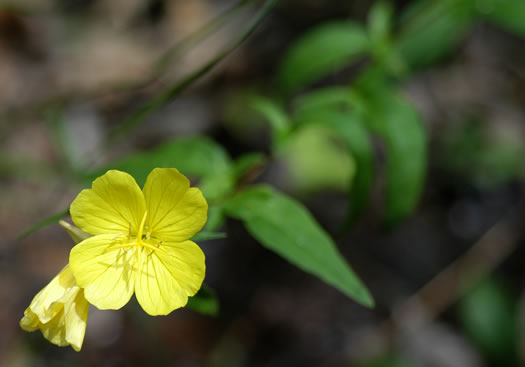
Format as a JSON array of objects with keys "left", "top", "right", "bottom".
[
  {"left": 141, "top": 241, "right": 168, "bottom": 255},
  {"left": 105, "top": 242, "right": 136, "bottom": 252},
  {"left": 111, "top": 232, "right": 123, "bottom": 240},
  {"left": 103, "top": 212, "right": 168, "bottom": 257},
  {"left": 104, "top": 240, "right": 168, "bottom": 255}
]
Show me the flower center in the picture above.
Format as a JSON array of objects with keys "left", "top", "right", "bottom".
[
  {"left": 136, "top": 210, "right": 148, "bottom": 245},
  {"left": 105, "top": 211, "right": 167, "bottom": 255}
]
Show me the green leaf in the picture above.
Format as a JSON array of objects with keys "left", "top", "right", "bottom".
[
  {"left": 477, "top": 0, "right": 525, "bottom": 37},
  {"left": 395, "top": 0, "right": 475, "bottom": 69},
  {"left": 297, "top": 108, "right": 374, "bottom": 227},
  {"left": 223, "top": 186, "right": 374, "bottom": 307},
  {"left": 233, "top": 153, "right": 267, "bottom": 182},
  {"left": 90, "top": 136, "right": 234, "bottom": 201},
  {"left": 186, "top": 285, "right": 219, "bottom": 315},
  {"left": 279, "top": 125, "right": 355, "bottom": 193},
  {"left": 459, "top": 277, "right": 518, "bottom": 364},
  {"left": 17, "top": 209, "right": 69, "bottom": 240},
  {"left": 378, "top": 99, "right": 426, "bottom": 225},
  {"left": 203, "top": 205, "right": 227, "bottom": 233},
  {"left": 368, "top": 1, "right": 394, "bottom": 43},
  {"left": 278, "top": 21, "right": 369, "bottom": 94},
  {"left": 367, "top": 1, "right": 406, "bottom": 76},
  {"left": 293, "top": 87, "right": 353, "bottom": 119},
  {"left": 352, "top": 72, "right": 426, "bottom": 224},
  {"left": 250, "top": 96, "right": 291, "bottom": 147}
]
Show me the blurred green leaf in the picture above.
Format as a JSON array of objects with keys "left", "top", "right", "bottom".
[
  {"left": 297, "top": 108, "right": 374, "bottom": 227},
  {"left": 250, "top": 96, "right": 291, "bottom": 147},
  {"left": 203, "top": 205, "right": 227, "bottom": 233},
  {"left": 379, "top": 99, "right": 426, "bottom": 225},
  {"left": 92, "top": 136, "right": 234, "bottom": 201},
  {"left": 223, "top": 185, "right": 374, "bottom": 307},
  {"left": 367, "top": 1, "right": 406, "bottom": 76},
  {"left": 186, "top": 284, "right": 219, "bottom": 315},
  {"left": 459, "top": 277, "right": 518, "bottom": 365},
  {"left": 395, "top": 0, "right": 476, "bottom": 69},
  {"left": 278, "top": 21, "right": 370, "bottom": 94},
  {"left": 293, "top": 87, "right": 353, "bottom": 119},
  {"left": 233, "top": 153, "right": 267, "bottom": 181},
  {"left": 368, "top": 1, "right": 394, "bottom": 43},
  {"left": 17, "top": 209, "right": 69, "bottom": 240},
  {"left": 199, "top": 172, "right": 235, "bottom": 203},
  {"left": 279, "top": 125, "right": 355, "bottom": 193},
  {"left": 352, "top": 72, "right": 426, "bottom": 225},
  {"left": 477, "top": 0, "right": 525, "bottom": 37}
]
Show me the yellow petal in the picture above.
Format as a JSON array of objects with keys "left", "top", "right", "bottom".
[
  {"left": 19, "top": 265, "right": 89, "bottom": 351},
  {"left": 39, "top": 289, "right": 89, "bottom": 352},
  {"left": 20, "top": 307, "right": 40, "bottom": 332},
  {"left": 143, "top": 168, "right": 208, "bottom": 242},
  {"left": 70, "top": 170, "right": 146, "bottom": 236},
  {"left": 20, "top": 265, "right": 75, "bottom": 326},
  {"left": 64, "top": 289, "right": 90, "bottom": 351},
  {"left": 69, "top": 234, "right": 136, "bottom": 310},
  {"left": 134, "top": 240, "right": 205, "bottom": 315}
]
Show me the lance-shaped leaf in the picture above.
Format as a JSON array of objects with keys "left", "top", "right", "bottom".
[
  {"left": 278, "top": 21, "right": 369, "bottom": 94},
  {"left": 351, "top": 70, "right": 426, "bottom": 225},
  {"left": 223, "top": 185, "right": 374, "bottom": 307},
  {"left": 250, "top": 96, "right": 291, "bottom": 148},
  {"left": 17, "top": 209, "right": 69, "bottom": 240},
  {"left": 373, "top": 96, "right": 426, "bottom": 225},
  {"left": 293, "top": 87, "right": 353, "bottom": 117},
  {"left": 395, "top": 0, "right": 475, "bottom": 69}
]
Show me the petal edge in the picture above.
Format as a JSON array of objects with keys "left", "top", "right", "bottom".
[
  {"left": 135, "top": 240, "right": 205, "bottom": 315},
  {"left": 71, "top": 170, "right": 146, "bottom": 236},
  {"left": 143, "top": 168, "right": 208, "bottom": 242}
]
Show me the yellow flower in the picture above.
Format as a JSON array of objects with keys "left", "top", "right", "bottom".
[
  {"left": 69, "top": 168, "right": 208, "bottom": 316},
  {"left": 20, "top": 265, "right": 89, "bottom": 351}
]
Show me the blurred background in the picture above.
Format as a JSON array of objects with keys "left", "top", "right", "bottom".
[{"left": 2, "top": 0, "right": 525, "bottom": 366}]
